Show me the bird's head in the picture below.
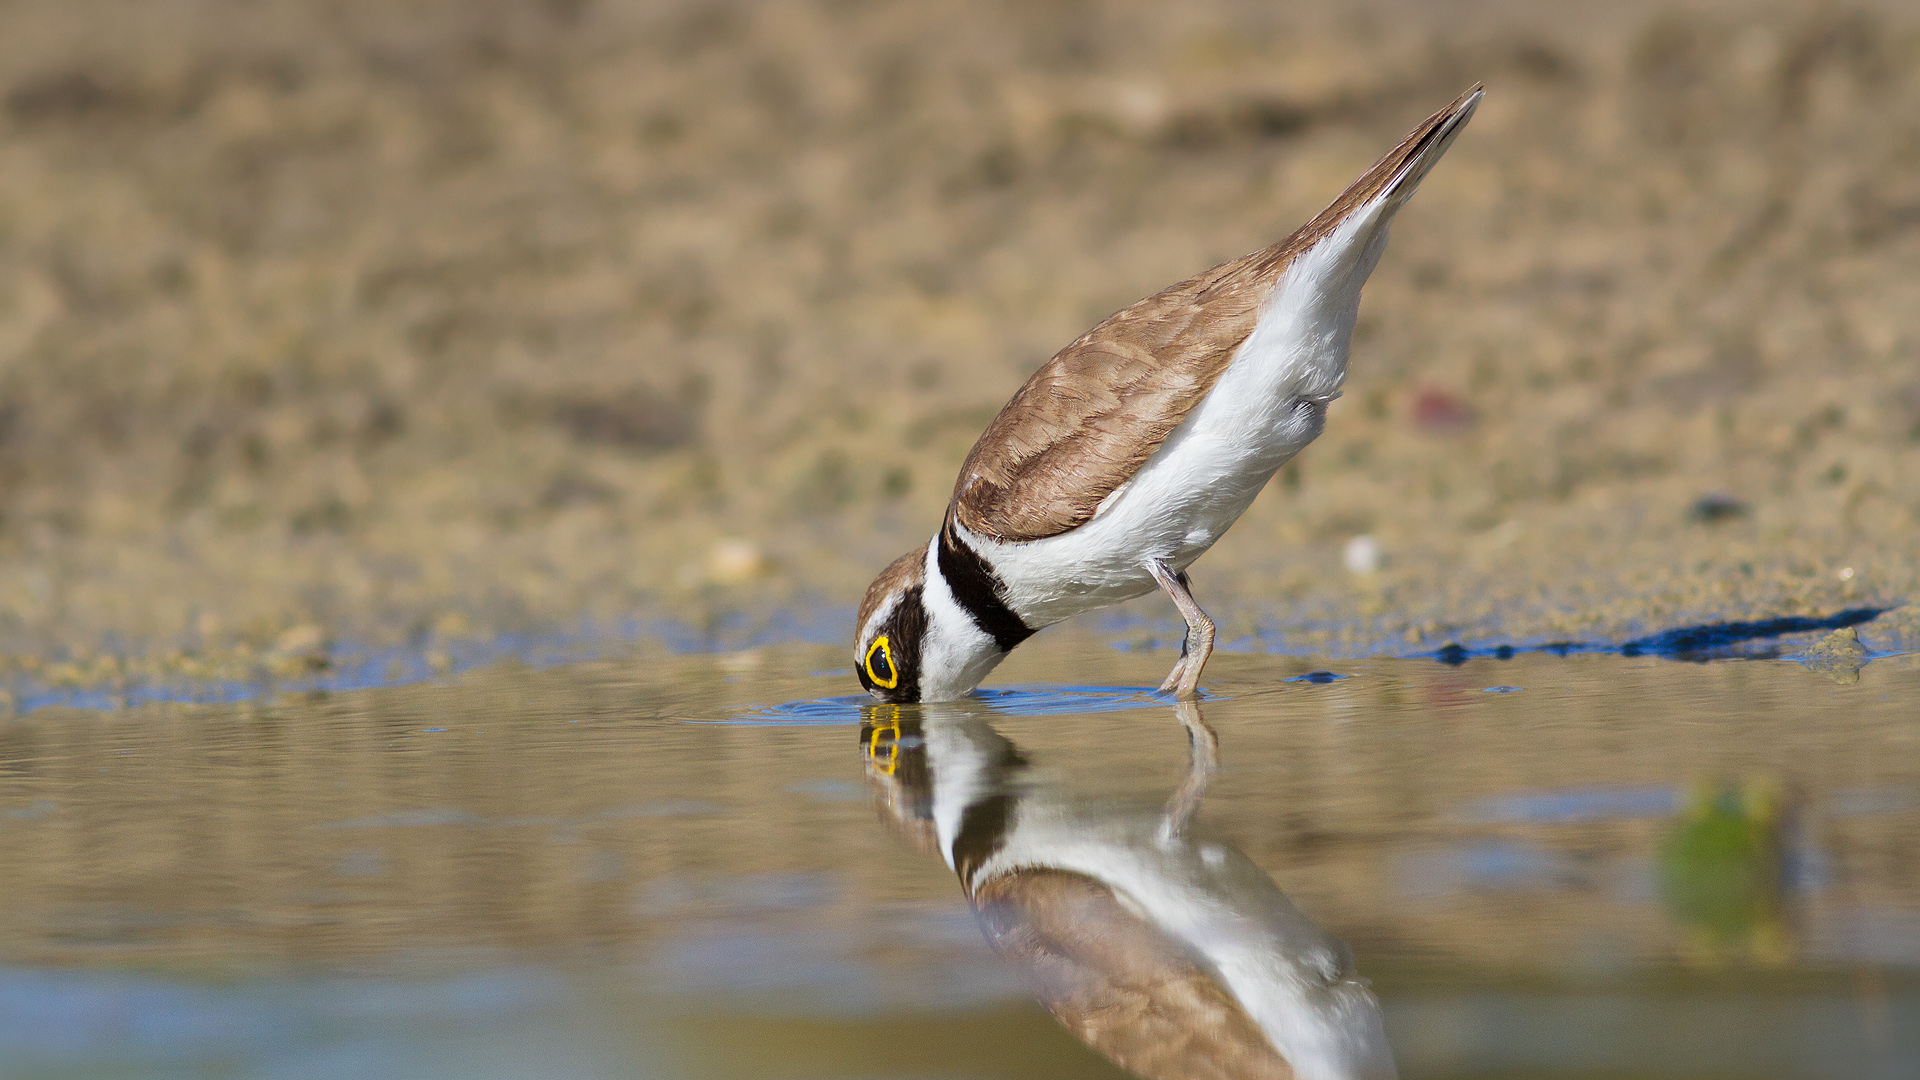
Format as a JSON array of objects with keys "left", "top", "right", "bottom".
[
  {"left": 854, "top": 548, "right": 931, "bottom": 703},
  {"left": 855, "top": 543, "right": 1007, "bottom": 703}
]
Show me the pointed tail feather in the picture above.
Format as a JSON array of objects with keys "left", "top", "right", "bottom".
[
  {"left": 1253, "top": 85, "right": 1482, "bottom": 276},
  {"left": 1375, "top": 82, "right": 1483, "bottom": 208}
]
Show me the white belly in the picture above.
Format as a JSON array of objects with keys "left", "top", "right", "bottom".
[
  {"left": 979, "top": 393, "right": 1329, "bottom": 626},
  {"left": 966, "top": 198, "right": 1394, "bottom": 628}
]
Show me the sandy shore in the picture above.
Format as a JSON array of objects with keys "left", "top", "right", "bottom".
[{"left": 0, "top": 0, "right": 1916, "bottom": 692}]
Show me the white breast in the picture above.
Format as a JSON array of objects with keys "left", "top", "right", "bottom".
[{"left": 972, "top": 193, "right": 1401, "bottom": 628}]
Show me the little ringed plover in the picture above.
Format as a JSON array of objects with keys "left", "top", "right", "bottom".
[{"left": 856, "top": 85, "right": 1482, "bottom": 703}]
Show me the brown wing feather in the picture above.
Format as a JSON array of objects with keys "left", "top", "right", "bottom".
[
  {"left": 953, "top": 84, "right": 1483, "bottom": 543},
  {"left": 972, "top": 868, "right": 1297, "bottom": 1080}
]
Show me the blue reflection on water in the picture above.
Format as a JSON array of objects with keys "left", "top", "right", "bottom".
[
  {"left": 0, "top": 967, "right": 603, "bottom": 1080},
  {"left": 719, "top": 685, "right": 1187, "bottom": 726},
  {"left": 1464, "top": 785, "right": 1684, "bottom": 824},
  {"left": 2, "top": 606, "right": 857, "bottom": 717},
  {"left": 6, "top": 602, "right": 1903, "bottom": 717}
]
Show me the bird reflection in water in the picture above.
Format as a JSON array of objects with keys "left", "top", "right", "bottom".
[{"left": 860, "top": 700, "right": 1397, "bottom": 1080}]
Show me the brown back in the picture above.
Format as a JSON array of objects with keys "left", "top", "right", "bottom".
[
  {"left": 972, "top": 868, "right": 1297, "bottom": 1080},
  {"left": 952, "top": 85, "right": 1482, "bottom": 542}
]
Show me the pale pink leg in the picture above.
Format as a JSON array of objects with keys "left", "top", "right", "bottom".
[{"left": 1148, "top": 560, "right": 1214, "bottom": 699}]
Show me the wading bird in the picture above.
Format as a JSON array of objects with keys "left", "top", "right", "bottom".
[{"left": 856, "top": 86, "right": 1482, "bottom": 703}]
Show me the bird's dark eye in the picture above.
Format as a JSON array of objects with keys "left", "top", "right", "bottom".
[{"left": 864, "top": 635, "right": 898, "bottom": 688}]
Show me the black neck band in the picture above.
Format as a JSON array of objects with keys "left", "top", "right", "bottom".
[
  {"left": 937, "top": 521, "right": 1035, "bottom": 653},
  {"left": 951, "top": 793, "right": 1015, "bottom": 886}
]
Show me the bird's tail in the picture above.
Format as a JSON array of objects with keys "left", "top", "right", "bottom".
[
  {"left": 1255, "top": 84, "right": 1483, "bottom": 278},
  {"left": 1320, "top": 83, "right": 1482, "bottom": 226}
]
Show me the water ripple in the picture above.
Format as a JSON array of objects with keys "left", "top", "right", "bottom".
[{"left": 717, "top": 685, "right": 1185, "bottom": 726}]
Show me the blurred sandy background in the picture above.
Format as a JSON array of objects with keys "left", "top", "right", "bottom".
[{"left": 0, "top": 0, "right": 1916, "bottom": 688}]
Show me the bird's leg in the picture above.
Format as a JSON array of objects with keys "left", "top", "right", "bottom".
[
  {"left": 1160, "top": 609, "right": 1191, "bottom": 692},
  {"left": 1159, "top": 699, "right": 1218, "bottom": 843},
  {"left": 1147, "top": 560, "right": 1214, "bottom": 698},
  {"left": 1154, "top": 569, "right": 1196, "bottom": 692},
  {"left": 1152, "top": 567, "right": 1199, "bottom": 693}
]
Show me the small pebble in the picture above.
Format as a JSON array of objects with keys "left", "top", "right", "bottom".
[
  {"left": 1344, "top": 535, "right": 1381, "bottom": 575},
  {"left": 1801, "top": 626, "right": 1869, "bottom": 685},
  {"left": 705, "top": 538, "right": 771, "bottom": 585},
  {"left": 1412, "top": 387, "right": 1474, "bottom": 431},
  {"left": 1688, "top": 492, "right": 1748, "bottom": 524}
]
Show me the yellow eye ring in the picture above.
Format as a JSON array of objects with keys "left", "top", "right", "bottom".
[
  {"left": 867, "top": 711, "right": 902, "bottom": 775},
  {"left": 864, "top": 635, "right": 899, "bottom": 689}
]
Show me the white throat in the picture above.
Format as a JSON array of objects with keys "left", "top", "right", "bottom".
[{"left": 916, "top": 536, "right": 1009, "bottom": 700}]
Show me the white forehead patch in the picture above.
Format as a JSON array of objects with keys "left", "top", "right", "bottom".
[{"left": 856, "top": 589, "right": 902, "bottom": 659}]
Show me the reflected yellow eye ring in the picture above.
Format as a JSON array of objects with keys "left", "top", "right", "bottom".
[
  {"left": 864, "top": 635, "right": 899, "bottom": 689},
  {"left": 867, "top": 712, "right": 901, "bottom": 775}
]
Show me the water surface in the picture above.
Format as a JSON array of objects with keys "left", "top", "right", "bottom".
[{"left": 2, "top": 635, "right": 1915, "bottom": 1079}]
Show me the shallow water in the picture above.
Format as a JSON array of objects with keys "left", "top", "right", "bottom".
[{"left": 2, "top": 633, "right": 1916, "bottom": 1079}]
